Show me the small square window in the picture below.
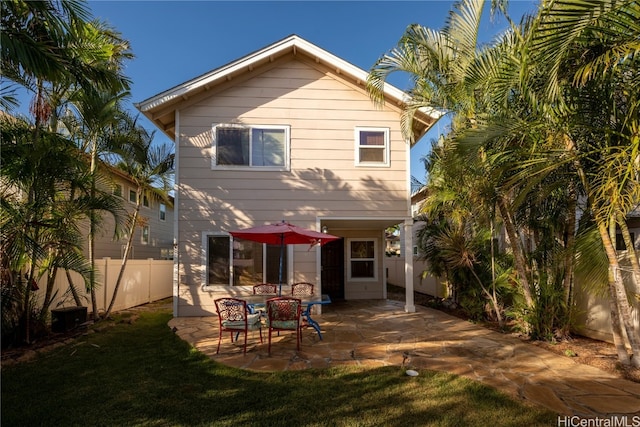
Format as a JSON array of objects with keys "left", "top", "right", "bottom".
[
  {"left": 355, "top": 127, "right": 389, "bottom": 167},
  {"left": 348, "top": 239, "right": 377, "bottom": 280}
]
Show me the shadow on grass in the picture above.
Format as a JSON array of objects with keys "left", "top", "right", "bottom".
[{"left": 1, "top": 310, "right": 557, "bottom": 427}]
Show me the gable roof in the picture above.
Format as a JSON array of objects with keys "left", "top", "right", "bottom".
[{"left": 135, "top": 34, "right": 441, "bottom": 142}]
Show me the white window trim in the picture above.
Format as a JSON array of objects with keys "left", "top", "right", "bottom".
[
  {"left": 211, "top": 123, "right": 291, "bottom": 171},
  {"left": 202, "top": 232, "right": 233, "bottom": 288},
  {"left": 128, "top": 188, "right": 137, "bottom": 204},
  {"left": 142, "top": 194, "right": 150, "bottom": 209},
  {"left": 354, "top": 127, "right": 390, "bottom": 167},
  {"left": 201, "top": 232, "right": 292, "bottom": 289},
  {"left": 347, "top": 238, "right": 378, "bottom": 282}
]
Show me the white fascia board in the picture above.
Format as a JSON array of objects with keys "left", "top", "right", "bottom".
[
  {"left": 136, "top": 37, "right": 298, "bottom": 112},
  {"left": 293, "top": 38, "right": 443, "bottom": 121},
  {"left": 136, "top": 35, "right": 441, "bottom": 121}
]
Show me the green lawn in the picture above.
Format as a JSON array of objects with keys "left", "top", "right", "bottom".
[{"left": 1, "top": 306, "right": 557, "bottom": 426}]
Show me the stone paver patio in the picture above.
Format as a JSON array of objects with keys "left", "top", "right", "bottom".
[{"left": 168, "top": 299, "right": 640, "bottom": 417}]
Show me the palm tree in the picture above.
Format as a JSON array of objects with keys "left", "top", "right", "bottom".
[
  {"left": 419, "top": 133, "right": 510, "bottom": 326},
  {"left": 64, "top": 88, "right": 132, "bottom": 318},
  {"left": 1, "top": 0, "right": 90, "bottom": 98},
  {"left": 370, "top": 0, "right": 639, "bottom": 366},
  {"left": 1, "top": 0, "right": 132, "bottom": 108},
  {"left": 47, "top": 19, "right": 133, "bottom": 319},
  {"left": 0, "top": 114, "right": 89, "bottom": 342},
  {"left": 368, "top": 0, "right": 536, "bottom": 309},
  {"left": 103, "top": 121, "right": 174, "bottom": 318},
  {"left": 510, "top": 0, "right": 640, "bottom": 366},
  {"left": 1, "top": 0, "right": 134, "bottom": 324},
  {"left": 448, "top": 0, "right": 639, "bottom": 364},
  {"left": 1, "top": 0, "right": 143, "bottom": 345}
]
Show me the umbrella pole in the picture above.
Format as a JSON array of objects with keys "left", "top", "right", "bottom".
[{"left": 278, "top": 234, "right": 284, "bottom": 296}]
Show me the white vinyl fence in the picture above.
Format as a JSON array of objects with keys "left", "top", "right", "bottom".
[
  {"left": 385, "top": 256, "right": 639, "bottom": 344},
  {"left": 572, "top": 261, "right": 639, "bottom": 343},
  {"left": 385, "top": 257, "right": 446, "bottom": 297},
  {"left": 37, "top": 258, "right": 173, "bottom": 315}
]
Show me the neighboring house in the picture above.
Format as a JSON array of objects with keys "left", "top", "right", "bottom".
[
  {"left": 89, "top": 163, "right": 175, "bottom": 261},
  {"left": 136, "top": 35, "right": 440, "bottom": 317},
  {"left": 1, "top": 110, "right": 174, "bottom": 261},
  {"left": 385, "top": 231, "right": 401, "bottom": 257}
]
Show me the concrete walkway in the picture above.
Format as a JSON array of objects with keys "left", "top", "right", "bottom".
[{"left": 168, "top": 299, "right": 640, "bottom": 417}]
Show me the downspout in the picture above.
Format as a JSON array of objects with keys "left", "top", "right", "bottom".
[
  {"left": 173, "top": 110, "right": 180, "bottom": 317},
  {"left": 404, "top": 135, "right": 415, "bottom": 312},
  {"left": 316, "top": 218, "right": 323, "bottom": 315}
]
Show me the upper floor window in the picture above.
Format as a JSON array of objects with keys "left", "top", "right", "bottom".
[
  {"left": 212, "top": 124, "right": 289, "bottom": 170},
  {"left": 159, "top": 203, "right": 166, "bottom": 221},
  {"left": 355, "top": 127, "right": 390, "bottom": 167},
  {"left": 128, "top": 189, "right": 137, "bottom": 204},
  {"left": 142, "top": 195, "right": 150, "bottom": 208}
]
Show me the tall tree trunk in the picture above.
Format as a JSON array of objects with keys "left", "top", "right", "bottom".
[
  {"left": 42, "top": 265, "right": 58, "bottom": 314},
  {"left": 104, "top": 196, "right": 141, "bottom": 318},
  {"left": 23, "top": 221, "right": 40, "bottom": 344},
  {"left": 65, "top": 269, "right": 83, "bottom": 306},
  {"left": 617, "top": 213, "right": 640, "bottom": 290},
  {"left": 497, "top": 196, "right": 534, "bottom": 306},
  {"left": 490, "top": 220, "right": 499, "bottom": 323},
  {"left": 470, "top": 267, "right": 504, "bottom": 328},
  {"left": 89, "top": 143, "right": 99, "bottom": 320},
  {"left": 23, "top": 85, "right": 45, "bottom": 344},
  {"left": 88, "top": 210, "right": 98, "bottom": 319},
  {"left": 606, "top": 267, "right": 632, "bottom": 364},
  {"left": 562, "top": 183, "right": 577, "bottom": 309},
  {"left": 568, "top": 134, "right": 639, "bottom": 366},
  {"left": 599, "top": 220, "right": 640, "bottom": 367}
]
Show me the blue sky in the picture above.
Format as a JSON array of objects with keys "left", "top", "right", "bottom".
[{"left": 86, "top": 0, "right": 539, "bottom": 180}]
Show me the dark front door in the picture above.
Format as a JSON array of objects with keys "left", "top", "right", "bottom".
[{"left": 321, "top": 238, "right": 344, "bottom": 300}]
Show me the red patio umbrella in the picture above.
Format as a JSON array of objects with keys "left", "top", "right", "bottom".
[{"left": 229, "top": 221, "right": 340, "bottom": 295}]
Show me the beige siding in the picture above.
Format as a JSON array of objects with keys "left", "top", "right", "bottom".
[{"left": 174, "top": 57, "right": 410, "bottom": 315}]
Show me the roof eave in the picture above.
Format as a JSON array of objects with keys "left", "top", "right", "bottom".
[{"left": 135, "top": 35, "right": 443, "bottom": 139}]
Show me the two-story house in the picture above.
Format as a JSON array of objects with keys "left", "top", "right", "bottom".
[{"left": 136, "top": 35, "right": 440, "bottom": 317}]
